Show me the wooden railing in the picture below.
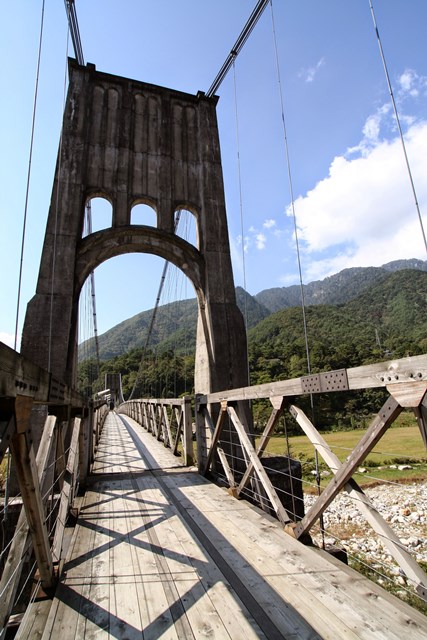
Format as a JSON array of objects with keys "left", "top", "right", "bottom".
[
  {"left": 0, "top": 342, "right": 108, "bottom": 633},
  {"left": 119, "top": 396, "right": 194, "bottom": 466},
  {"left": 195, "top": 354, "right": 427, "bottom": 601}
]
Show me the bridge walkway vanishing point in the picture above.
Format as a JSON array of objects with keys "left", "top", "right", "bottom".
[{"left": 17, "top": 411, "right": 427, "bottom": 640}]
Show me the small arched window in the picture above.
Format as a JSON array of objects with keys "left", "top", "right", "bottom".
[
  {"left": 83, "top": 197, "right": 113, "bottom": 237},
  {"left": 131, "top": 202, "right": 157, "bottom": 226},
  {"left": 174, "top": 208, "right": 198, "bottom": 248}
]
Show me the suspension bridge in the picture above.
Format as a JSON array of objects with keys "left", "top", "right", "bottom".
[{"left": 1, "top": 1, "right": 427, "bottom": 638}]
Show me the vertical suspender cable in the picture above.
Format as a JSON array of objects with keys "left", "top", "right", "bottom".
[
  {"left": 14, "top": 0, "right": 46, "bottom": 351},
  {"left": 269, "top": 0, "right": 324, "bottom": 544},
  {"left": 268, "top": 1, "right": 312, "bottom": 377},
  {"left": 232, "top": 61, "right": 251, "bottom": 388},
  {"left": 85, "top": 202, "right": 101, "bottom": 382},
  {"left": 369, "top": 0, "right": 427, "bottom": 255}
]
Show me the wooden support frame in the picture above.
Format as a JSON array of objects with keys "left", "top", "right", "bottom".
[
  {"left": 227, "top": 405, "right": 291, "bottom": 525},
  {"left": 52, "top": 418, "right": 81, "bottom": 563},
  {"left": 0, "top": 415, "right": 58, "bottom": 630},
  {"left": 201, "top": 404, "right": 236, "bottom": 487},
  {"left": 289, "top": 403, "right": 427, "bottom": 600},
  {"left": 294, "top": 396, "right": 402, "bottom": 539},
  {"left": 237, "top": 396, "right": 285, "bottom": 496},
  {"left": 9, "top": 397, "right": 54, "bottom": 589}
]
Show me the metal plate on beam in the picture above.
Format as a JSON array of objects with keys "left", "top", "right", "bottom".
[{"left": 301, "top": 369, "right": 349, "bottom": 394}]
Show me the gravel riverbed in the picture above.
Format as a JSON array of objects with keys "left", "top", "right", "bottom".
[{"left": 304, "top": 481, "right": 427, "bottom": 591}]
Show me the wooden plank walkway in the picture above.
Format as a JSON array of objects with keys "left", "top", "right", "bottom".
[{"left": 18, "top": 412, "right": 427, "bottom": 639}]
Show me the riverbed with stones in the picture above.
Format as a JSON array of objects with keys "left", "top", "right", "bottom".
[{"left": 304, "top": 481, "right": 427, "bottom": 597}]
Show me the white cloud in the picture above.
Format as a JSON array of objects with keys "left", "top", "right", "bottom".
[
  {"left": 263, "top": 218, "right": 276, "bottom": 229},
  {"left": 286, "top": 120, "right": 427, "bottom": 282},
  {"left": 298, "top": 57, "right": 325, "bottom": 83},
  {"left": 255, "top": 233, "right": 266, "bottom": 250}
]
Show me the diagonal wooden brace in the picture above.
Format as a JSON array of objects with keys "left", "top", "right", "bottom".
[
  {"left": 227, "top": 405, "right": 291, "bottom": 525},
  {"left": 9, "top": 396, "right": 54, "bottom": 589},
  {"left": 290, "top": 403, "right": 427, "bottom": 601},
  {"left": 294, "top": 395, "right": 402, "bottom": 539}
]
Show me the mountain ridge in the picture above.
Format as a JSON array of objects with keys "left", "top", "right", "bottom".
[{"left": 79, "top": 258, "right": 426, "bottom": 361}]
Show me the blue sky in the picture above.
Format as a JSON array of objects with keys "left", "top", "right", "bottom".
[{"left": 1, "top": 1, "right": 426, "bottom": 347}]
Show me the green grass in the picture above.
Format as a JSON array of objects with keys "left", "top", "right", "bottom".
[{"left": 258, "top": 421, "right": 427, "bottom": 487}]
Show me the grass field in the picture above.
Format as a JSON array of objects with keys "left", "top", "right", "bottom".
[{"left": 259, "top": 422, "right": 427, "bottom": 487}]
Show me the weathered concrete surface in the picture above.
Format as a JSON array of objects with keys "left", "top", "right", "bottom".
[{"left": 22, "top": 60, "right": 248, "bottom": 398}]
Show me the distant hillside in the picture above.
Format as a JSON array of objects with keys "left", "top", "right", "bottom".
[
  {"left": 255, "top": 259, "right": 427, "bottom": 312},
  {"left": 248, "top": 269, "right": 427, "bottom": 384},
  {"left": 79, "top": 259, "right": 426, "bottom": 362}
]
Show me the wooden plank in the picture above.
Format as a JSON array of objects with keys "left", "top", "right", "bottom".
[
  {"left": 227, "top": 405, "right": 291, "bottom": 525},
  {"left": 10, "top": 396, "right": 54, "bottom": 589},
  {"left": 0, "top": 415, "right": 15, "bottom": 464},
  {"left": 201, "top": 406, "right": 236, "bottom": 487},
  {"left": 197, "top": 354, "right": 427, "bottom": 405},
  {"left": 202, "top": 402, "right": 228, "bottom": 476},
  {"left": 0, "top": 415, "right": 57, "bottom": 631},
  {"left": 182, "top": 397, "right": 194, "bottom": 466},
  {"left": 167, "top": 474, "right": 426, "bottom": 640},
  {"left": 294, "top": 395, "right": 402, "bottom": 538},
  {"left": 237, "top": 398, "right": 285, "bottom": 495},
  {"left": 52, "top": 418, "right": 81, "bottom": 563},
  {"left": 414, "top": 391, "right": 427, "bottom": 450}
]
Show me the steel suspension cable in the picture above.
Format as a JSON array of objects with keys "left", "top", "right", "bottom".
[
  {"left": 14, "top": 0, "right": 46, "bottom": 351},
  {"left": 232, "top": 61, "right": 251, "bottom": 386},
  {"left": 64, "top": 0, "right": 84, "bottom": 65},
  {"left": 128, "top": 212, "right": 183, "bottom": 401},
  {"left": 85, "top": 202, "right": 101, "bottom": 380},
  {"left": 206, "top": 0, "right": 270, "bottom": 98},
  {"left": 269, "top": 0, "right": 324, "bottom": 544},
  {"left": 269, "top": 1, "right": 312, "bottom": 377},
  {"left": 369, "top": 0, "right": 427, "bottom": 255}
]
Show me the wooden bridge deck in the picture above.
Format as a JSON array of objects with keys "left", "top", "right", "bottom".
[{"left": 18, "top": 412, "right": 427, "bottom": 640}]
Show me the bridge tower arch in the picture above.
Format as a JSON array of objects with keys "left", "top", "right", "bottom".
[{"left": 21, "top": 60, "right": 249, "bottom": 396}]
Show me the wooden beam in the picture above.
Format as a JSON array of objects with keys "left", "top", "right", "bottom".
[
  {"left": 197, "top": 354, "right": 427, "bottom": 404},
  {"left": 0, "top": 415, "right": 57, "bottom": 630},
  {"left": 182, "top": 397, "right": 194, "bottom": 466},
  {"left": 9, "top": 396, "right": 54, "bottom": 589},
  {"left": 237, "top": 397, "right": 285, "bottom": 496},
  {"left": 0, "top": 342, "right": 85, "bottom": 408},
  {"left": 294, "top": 396, "right": 402, "bottom": 539},
  {"left": 202, "top": 402, "right": 228, "bottom": 477},
  {"left": 413, "top": 392, "right": 427, "bottom": 450},
  {"left": 52, "top": 418, "right": 81, "bottom": 563},
  {"left": 227, "top": 405, "right": 291, "bottom": 525},
  {"left": 201, "top": 406, "right": 236, "bottom": 487},
  {"left": 289, "top": 404, "right": 427, "bottom": 600},
  {"left": 0, "top": 415, "right": 15, "bottom": 465}
]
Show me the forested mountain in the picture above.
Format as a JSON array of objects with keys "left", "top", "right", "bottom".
[
  {"left": 255, "top": 258, "right": 427, "bottom": 312},
  {"left": 80, "top": 268, "right": 426, "bottom": 429},
  {"left": 79, "top": 259, "right": 426, "bottom": 362}
]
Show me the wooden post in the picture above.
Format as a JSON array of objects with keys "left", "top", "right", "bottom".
[
  {"left": 182, "top": 397, "right": 194, "bottom": 466},
  {"left": 9, "top": 397, "right": 54, "bottom": 589},
  {"left": 413, "top": 392, "right": 427, "bottom": 450},
  {"left": 78, "top": 414, "right": 91, "bottom": 490}
]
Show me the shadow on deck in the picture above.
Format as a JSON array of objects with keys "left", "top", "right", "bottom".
[{"left": 16, "top": 412, "right": 427, "bottom": 640}]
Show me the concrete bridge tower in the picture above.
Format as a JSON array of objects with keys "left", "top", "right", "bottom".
[{"left": 21, "top": 60, "right": 249, "bottom": 397}]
